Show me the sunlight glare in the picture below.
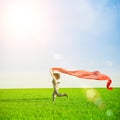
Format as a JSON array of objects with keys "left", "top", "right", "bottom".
[
  {"left": 3, "top": 2, "right": 34, "bottom": 36},
  {"left": 2, "top": 1, "right": 52, "bottom": 43}
]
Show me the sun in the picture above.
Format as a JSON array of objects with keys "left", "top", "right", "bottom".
[
  {"left": 3, "top": 2, "right": 34, "bottom": 36},
  {"left": 2, "top": 0, "right": 53, "bottom": 47}
]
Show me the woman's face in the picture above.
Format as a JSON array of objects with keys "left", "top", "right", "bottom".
[{"left": 54, "top": 73, "right": 60, "bottom": 80}]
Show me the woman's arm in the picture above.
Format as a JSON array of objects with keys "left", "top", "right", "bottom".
[
  {"left": 50, "top": 69, "right": 56, "bottom": 80},
  {"left": 50, "top": 69, "right": 57, "bottom": 85}
]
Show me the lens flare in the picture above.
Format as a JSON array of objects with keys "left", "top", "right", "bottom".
[
  {"left": 106, "top": 110, "right": 113, "bottom": 117},
  {"left": 84, "top": 88, "right": 106, "bottom": 109}
]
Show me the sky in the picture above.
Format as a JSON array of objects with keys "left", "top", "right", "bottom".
[{"left": 0, "top": 0, "right": 120, "bottom": 88}]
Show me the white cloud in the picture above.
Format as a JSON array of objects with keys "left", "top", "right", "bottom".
[
  {"left": 53, "top": 53, "right": 64, "bottom": 61},
  {"left": 104, "top": 60, "right": 113, "bottom": 67}
]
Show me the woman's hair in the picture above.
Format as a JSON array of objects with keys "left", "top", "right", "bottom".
[{"left": 53, "top": 73, "right": 60, "bottom": 80}]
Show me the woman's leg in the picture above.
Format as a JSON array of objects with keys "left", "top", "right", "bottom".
[
  {"left": 56, "top": 92, "right": 68, "bottom": 97},
  {"left": 52, "top": 91, "right": 57, "bottom": 102}
]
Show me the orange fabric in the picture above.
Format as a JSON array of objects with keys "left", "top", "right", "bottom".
[{"left": 51, "top": 68, "right": 112, "bottom": 90}]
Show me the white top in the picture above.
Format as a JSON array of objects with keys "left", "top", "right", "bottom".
[{"left": 52, "top": 79, "right": 60, "bottom": 92}]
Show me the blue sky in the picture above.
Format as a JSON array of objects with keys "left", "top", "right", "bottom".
[{"left": 0, "top": 0, "right": 120, "bottom": 88}]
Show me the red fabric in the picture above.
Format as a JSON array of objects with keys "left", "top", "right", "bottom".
[{"left": 51, "top": 68, "right": 112, "bottom": 90}]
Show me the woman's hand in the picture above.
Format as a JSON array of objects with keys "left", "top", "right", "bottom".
[{"left": 50, "top": 69, "right": 56, "bottom": 80}]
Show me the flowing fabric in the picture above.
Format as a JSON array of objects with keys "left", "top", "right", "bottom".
[{"left": 51, "top": 68, "right": 112, "bottom": 90}]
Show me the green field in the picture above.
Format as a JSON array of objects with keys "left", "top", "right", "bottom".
[{"left": 0, "top": 88, "right": 119, "bottom": 120}]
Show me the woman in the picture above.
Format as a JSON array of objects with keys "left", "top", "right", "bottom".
[{"left": 50, "top": 69, "right": 68, "bottom": 102}]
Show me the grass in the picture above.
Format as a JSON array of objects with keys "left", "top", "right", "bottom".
[{"left": 0, "top": 88, "right": 120, "bottom": 120}]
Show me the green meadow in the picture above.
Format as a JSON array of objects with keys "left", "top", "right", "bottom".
[{"left": 0, "top": 88, "right": 119, "bottom": 120}]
